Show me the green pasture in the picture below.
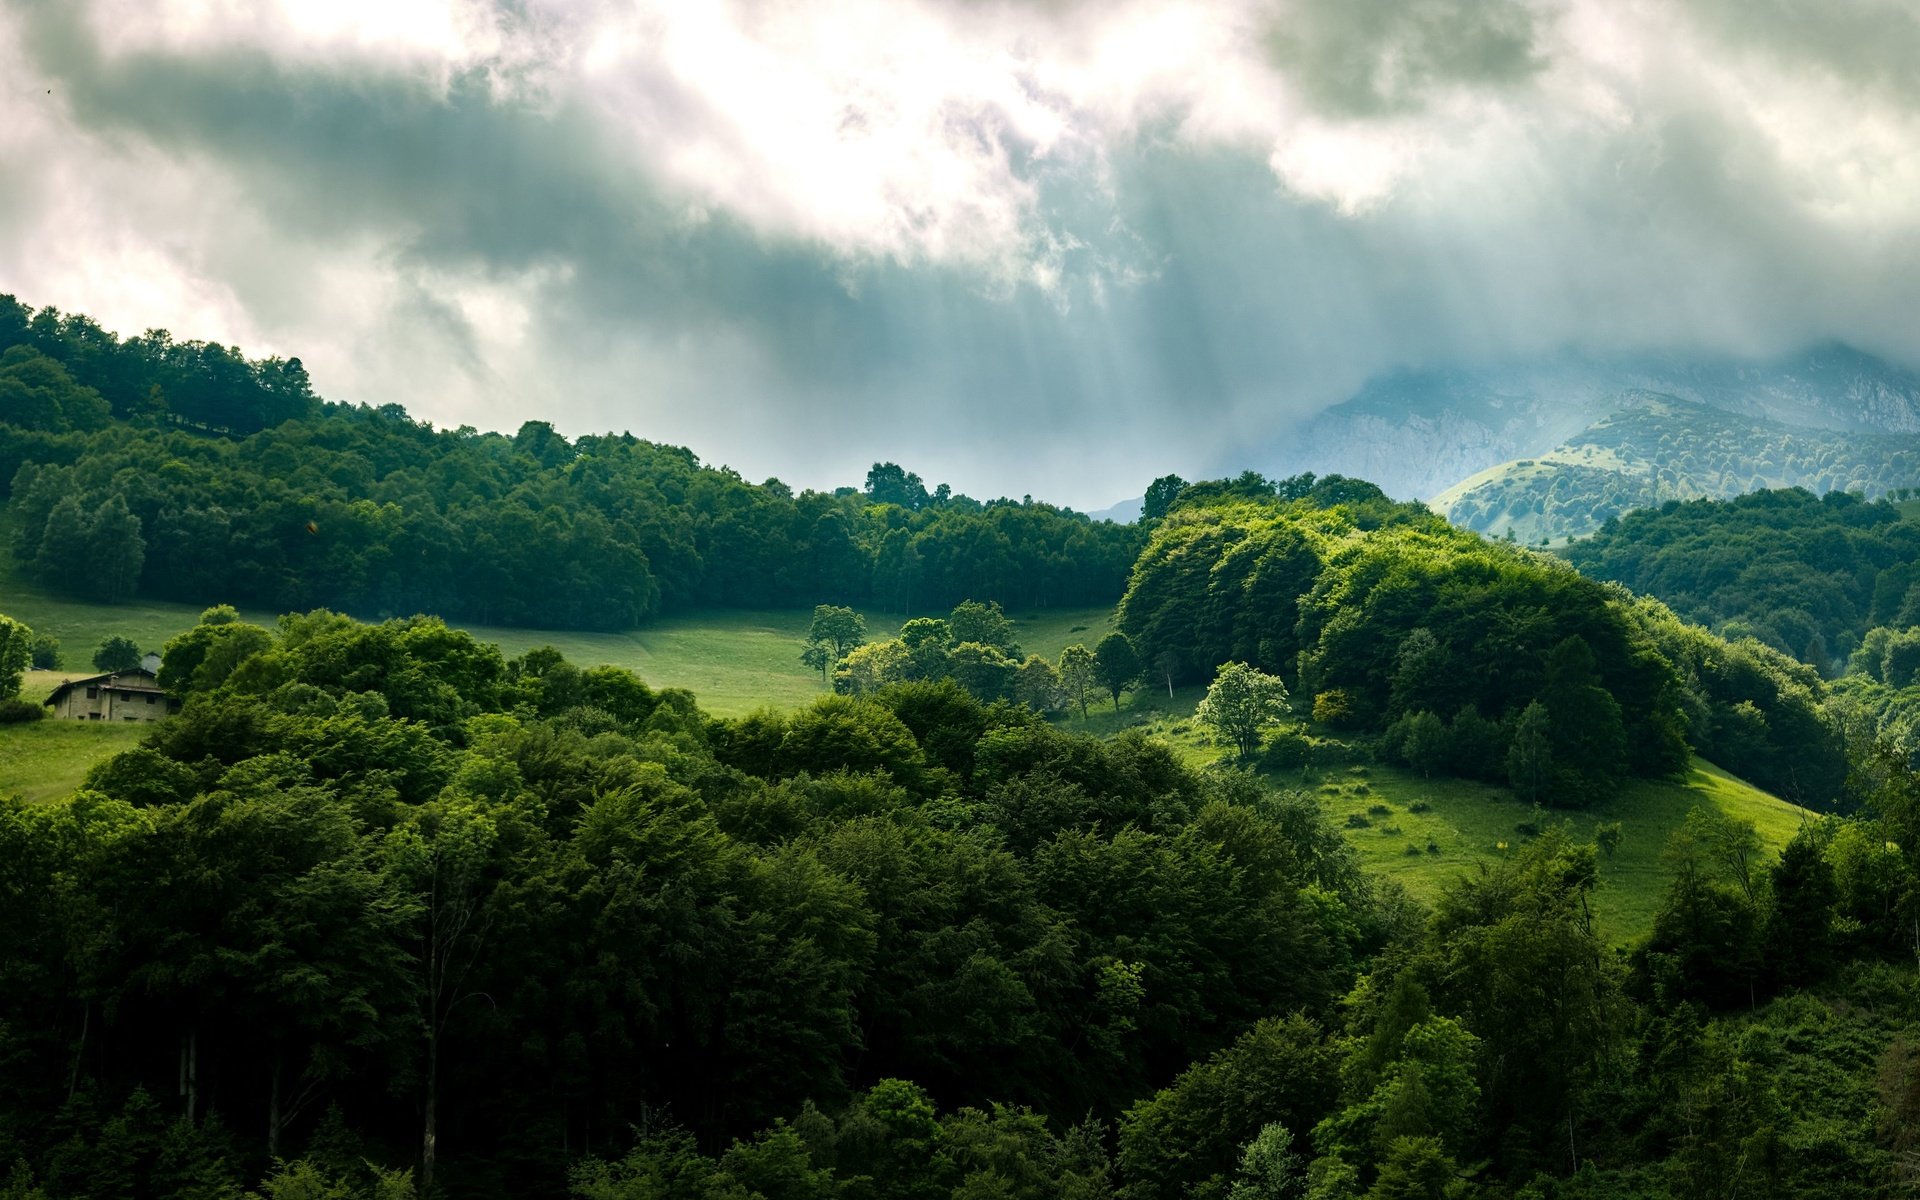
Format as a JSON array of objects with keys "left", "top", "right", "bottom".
[
  {"left": 1288, "top": 755, "right": 1808, "bottom": 945},
  {"left": 0, "top": 526, "right": 1117, "bottom": 718},
  {"left": 0, "top": 720, "right": 149, "bottom": 805}
]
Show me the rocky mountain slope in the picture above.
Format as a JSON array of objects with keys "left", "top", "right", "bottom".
[
  {"left": 1263, "top": 344, "right": 1920, "bottom": 502},
  {"left": 1430, "top": 395, "right": 1920, "bottom": 542}
]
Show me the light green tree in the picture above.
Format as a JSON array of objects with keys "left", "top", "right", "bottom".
[
  {"left": 948, "top": 599, "right": 1020, "bottom": 656},
  {"left": 836, "top": 639, "right": 909, "bottom": 696},
  {"left": 1059, "top": 644, "right": 1096, "bottom": 719},
  {"left": 0, "top": 613, "right": 32, "bottom": 698},
  {"left": 1227, "top": 1122, "right": 1304, "bottom": 1200},
  {"left": 1197, "top": 662, "right": 1291, "bottom": 759},
  {"left": 801, "top": 605, "right": 867, "bottom": 685}
]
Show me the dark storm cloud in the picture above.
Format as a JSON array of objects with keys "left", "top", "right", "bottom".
[
  {"left": 1260, "top": 0, "right": 1544, "bottom": 115},
  {"left": 2, "top": 0, "right": 1918, "bottom": 506},
  {"left": 1675, "top": 0, "right": 1920, "bottom": 102}
]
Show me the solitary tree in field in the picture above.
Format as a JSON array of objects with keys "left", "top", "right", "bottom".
[
  {"left": 0, "top": 614, "right": 32, "bottom": 698},
  {"left": 1197, "top": 662, "right": 1290, "bottom": 759},
  {"left": 801, "top": 605, "right": 867, "bottom": 685},
  {"left": 1094, "top": 632, "right": 1142, "bottom": 710},
  {"left": 93, "top": 635, "right": 143, "bottom": 673},
  {"left": 1059, "top": 643, "right": 1096, "bottom": 718}
]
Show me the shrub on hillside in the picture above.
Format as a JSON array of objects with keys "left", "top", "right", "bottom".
[{"left": 0, "top": 697, "right": 45, "bottom": 724}]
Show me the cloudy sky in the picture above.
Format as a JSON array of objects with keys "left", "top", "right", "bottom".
[{"left": 3, "top": 0, "right": 1918, "bottom": 507}]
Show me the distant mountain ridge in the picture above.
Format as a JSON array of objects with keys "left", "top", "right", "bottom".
[
  {"left": 1430, "top": 395, "right": 1920, "bottom": 542},
  {"left": 1263, "top": 344, "right": 1920, "bottom": 502}
]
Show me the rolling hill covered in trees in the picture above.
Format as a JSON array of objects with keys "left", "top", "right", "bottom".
[
  {"left": 1119, "top": 476, "right": 1847, "bottom": 809},
  {"left": 4, "top": 298, "right": 1919, "bottom": 1199},
  {"left": 0, "top": 295, "right": 1142, "bottom": 631},
  {"left": 1432, "top": 395, "right": 1920, "bottom": 542},
  {"left": 0, "top": 591, "right": 1912, "bottom": 1198},
  {"left": 1563, "top": 487, "right": 1920, "bottom": 768}
]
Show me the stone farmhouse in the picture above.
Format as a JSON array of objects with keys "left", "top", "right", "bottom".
[{"left": 44, "top": 669, "right": 180, "bottom": 722}]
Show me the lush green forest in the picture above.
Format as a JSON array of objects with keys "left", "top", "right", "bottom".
[
  {"left": 1433, "top": 396, "right": 1920, "bottom": 543},
  {"left": 3, "top": 297, "right": 1918, "bottom": 1199},
  {"left": 0, "top": 601, "right": 1917, "bottom": 1199},
  {"left": 1562, "top": 487, "right": 1920, "bottom": 767},
  {"left": 0, "top": 296, "right": 1142, "bottom": 631},
  {"left": 1566, "top": 488, "right": 1920, "bottom": 671},
  {"left": 1118, "top": 479, "right": 1846, "bottom": 808}
]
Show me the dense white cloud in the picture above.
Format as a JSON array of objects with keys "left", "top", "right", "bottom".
[{"left": 0, "top": 0, "right": 1916, "bottom": 506}]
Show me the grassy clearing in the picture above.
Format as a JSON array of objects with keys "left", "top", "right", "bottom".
[
  {"left": 436, "top": 604, "right": 1117, "bottom": 718},
  {"left": 1290, "top": 755, "right": 1809, "bottom": 945},
  {"left": 1044, "top": 684, "right": 1812, "bottom": 944},
  {"left": 0, "top": 508, "right": 1118, "bottom": 716},
  {"left": 1, "top": 540, "right": 1121, "bottom": 719},
  {"left": 0, "top": 721, "right": 149, "bottom": 804}
]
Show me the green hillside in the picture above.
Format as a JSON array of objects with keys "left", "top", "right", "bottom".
[
  {"left": 1063, "top": 684, "right": 1809, "bottom": 944},
  {"left": 1432, "top": 393, "right": 1920, "bottom": 542},
  {"left": 1295, "top": 755, "right": 1805, "bottom": 945}
]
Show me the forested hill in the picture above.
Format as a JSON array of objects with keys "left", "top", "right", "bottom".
[
  {"left": 0, "top": 295, "right": 1142, "bottom": 629},
  {"left": 1432, "top": 395, "right": 1920, "bottom": 542},
  {"left": 1564, "top": 487, "right": 1920, "bottom": 763},
  {"left": 1566, "top": 488, "right": 1920, "bottom": 670},
  {"left": 1119, "top": 475, "right": 1848, "bottom": 807}
]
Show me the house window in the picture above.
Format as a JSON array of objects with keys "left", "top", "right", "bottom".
[
  {"left": 145, "top": 694, "right": 156, "bottom": 704},
  {"left": 88, "top": 712, "right": 102, "bottom": 721},
  {"left": 86, "top": 686, "right": 99, "bottom": 699}
]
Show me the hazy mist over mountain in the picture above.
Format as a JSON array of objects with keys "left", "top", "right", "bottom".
[
  {"left": 4, "top": 0, "right": 1920, "bottom": 507},
  {"left": 1263, "top": 344, "right": 1920, "bottom": 504}
]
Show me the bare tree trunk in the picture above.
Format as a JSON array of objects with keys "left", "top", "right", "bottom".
[
  {"left": 423, "top": 1027, "right": 438, "bottom": 1192},
  {"left": 269, "top": 1052, "right": 282, "bottom": 1158},
  {"left": 179, "top": 1028, "right": 199, "bottom": 1124},
  {"left": 67, "top": 1003, "right": 88, "bottom": 1103}
]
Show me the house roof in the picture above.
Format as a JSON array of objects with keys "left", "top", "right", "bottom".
[{"left": 43, "top": 669, "right": 171, "bottom": 706}]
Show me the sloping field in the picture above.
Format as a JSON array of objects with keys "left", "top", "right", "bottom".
[{"left": 1294, "top": 756, "right": 1808, "bottom": 945}]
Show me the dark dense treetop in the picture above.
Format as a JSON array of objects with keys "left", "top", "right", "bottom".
[
  {"left": 1117, "top": 479, "right": 1847, "bottom": 807},
  {"left": 0, "top": 294, "right": 1143, "bottom": 630},
  {"left": 1567, "top": 487, "right": 1920, "bottom": 671},
  {"left": 1565, "top": 486, "right": 1920, "bottom": 765}
]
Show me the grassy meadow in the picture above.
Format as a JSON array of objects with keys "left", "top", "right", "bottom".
[
  {"left": 0, "top": 517, "right": 1116, "bottom": 719},
  {"left": 1052, "top": 687, "right": 1811, "bottom": 944},
  {"left": 0, "top": 719, "right": 148, "bottom": 804}
]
